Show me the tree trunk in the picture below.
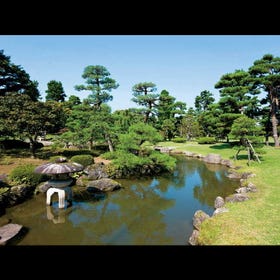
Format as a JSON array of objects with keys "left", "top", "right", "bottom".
[
  {"left": 106, "top": 135, "right": 114, "bottom": 152},
  {"left": 271, "top": 113, "right": 279, "bottom": 146},
  {"left": 89, "top": 139, "right": 93, "bottom": 150},
  {"left": 29, "top": 138, "right": 36, "bottom": 158},
  {"left": 271, "top": 90, "right": 279, "bottom": 147}
]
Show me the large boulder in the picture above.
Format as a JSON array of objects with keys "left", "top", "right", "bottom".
[
  {"left": 84, "top": 163, "right": 109, "bottom": 180},
  {"left": 188, "top": 229, "right": 200, "bottom": 245},
  {"left": 0, "top": 223, "right": 23, "bottom": 245},
  {"left": 214, "top": 196, "right": 225, "bottom": 209},
  {"left": 203, "top": 153, "right": 222, "bottom": 164},
  {"left": 86, "top": 178, "right": 122, "bottom": 192},
  {"left": 193, "top": 210, "right": 210, "bottom": 230}
]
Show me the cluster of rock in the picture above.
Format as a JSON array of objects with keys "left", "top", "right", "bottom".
[{"left": 188, "top": 169, "right": 257, "bottom": 245}]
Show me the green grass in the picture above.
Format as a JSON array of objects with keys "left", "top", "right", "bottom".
[{"left": 158, "top": 140, "right": 280, "bottom": 245}]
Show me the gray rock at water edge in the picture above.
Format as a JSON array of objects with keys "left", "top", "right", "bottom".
[
  {"left": 193, "top": 210, "right": 210, "bottom": 230},
  {"left": 37, "top": 181, "right": 51, "bottom": 193},
  {"left": 87, "top": 178, "right": 122, "bottom": 192},
  {"left": 213, "top": 207, "right": 229, "bottom": 216},
  {"left": 214, "top": 196, "right": 225, "bottom": 209},
  {"left": 84, "top": 163, "right": 109, "bottom": 180},
  {"left": 188, "top": 229, "right": 200, "bottom": 245},
  {"left": 235, "top": 187, "right": 248, "bottom": 193},
  {"left": 0, "top": 223, "right": 23, "bottom": 245},
  {"left": 225, "top": 193, "right": 249, "bottom": 203},
  {"left": 203, "top": 153, "right": 222, "bottom": 164}
]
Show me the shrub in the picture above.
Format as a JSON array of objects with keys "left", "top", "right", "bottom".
[
  {"left": 62, "top": 149, "right": 99, "bottom": 157},
  {"left": 70, "top": 155, "right": 94, "bottom": 167},
  {"left": 171, "top": 137, "right": 186, "bottom": 143},
  {"left": 9, "top": 164, "right": 48, "bottom": 186},
  {"left": 197, "top": 137, "right": 216, "bottom": 144}
]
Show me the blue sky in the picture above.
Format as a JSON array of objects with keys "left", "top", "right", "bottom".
[{"left": 1, "top": 35, "right": 280, "bottom": 112}]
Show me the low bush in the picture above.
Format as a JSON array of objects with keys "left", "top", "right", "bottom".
[
  {"left": 171, "top": 137, "right": 186, "bottom": 143},
  {"left": 70, "top": 155, "right": 94, "bottom": 167},
  {"left": 197, "top": 137, "right": 217, "bottom": 144},
  {"left": 9, "top": 164, "right": 48, "bottom": 186}
]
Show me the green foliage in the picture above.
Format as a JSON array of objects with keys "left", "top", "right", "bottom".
[
  {"left": 197, "top": 137, "right": 217, "bottom": 144},
  {"left": 0, "top": 49, "right": 40, "bottom": 101},
  {"left": 229, "top": 116, "right": 263, "bottom": 139},
  {"left": 70, "top": 155, "right": 94, "bottom": 167},
  {"left": 61, "top": 149, "right": 99, "bottom": 158},
  {"left": 131, "top": 82, "right": 159, "bottom": 123},
  {"left": 171, "top": 137, "right": 186, "bottom": 143},
  {"left": 9, "top": 164, "right": 48, "bottom": 186},
  {"left": 148, "top": 151, "right": 176, "bottom": 171},
  {"left": 75, "top": 65, "right": 119, "bottom": 108},
  {"left": 195, "top": 90, "right": 215, "bottom": 112},
  {"left": 45, "top": 80, "right": 66, "bottom": 102}
]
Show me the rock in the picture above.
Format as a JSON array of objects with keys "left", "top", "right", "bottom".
[
  {"left": 36, "top": 181, "right": 51, "bottom": 193},
  {"left": 203, "top": 153, "right": 221, "bottom": 164},
  {"left": 227, "top": 172, "right": 242, "bottom": 179},
  {"left": 214, "top": 196, "right": 225, "bottom": 209},
  {"left": 247, "top": 182, "right": 257, "bottom": 192},
  {"left": 188, "top": 229, "right": 200, "bottom": 245},
  {"left": 193, "top": 210, "right": 210, "bottom": 230},
  {"left": 220, "top": 159, "right": 234, "bottom": 168},
  {"left": 225, "top": 193, "right": 249, "bottom": 203},
  {"left": 0, "top": 223, "right": 23, "bottom": 245},
  {"left": 235, "top": 187, "right": 248, "bottom": 193},
  {"left": 87, "top": 178, "right": 122, "bottom": 192},
  {"left": 84, "top": 163, "right": 109, "bottom": 180},
  {"left": 213, "top": 207, "right": 229, "bottom": 216}
]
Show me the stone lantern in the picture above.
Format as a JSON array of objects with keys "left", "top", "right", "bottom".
[{"left": 34, "top": 157, "right": 83, "bottom": 209}]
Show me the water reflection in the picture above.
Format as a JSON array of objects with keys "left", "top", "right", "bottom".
[
  {"left": 46, "top": 206, "right": 73, "bottom": 224},
  {"left": 2, "top": 155, "right": 239, "bottom": 245}
]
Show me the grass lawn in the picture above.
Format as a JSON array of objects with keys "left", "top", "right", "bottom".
[{"left": 158, "top": 140, "right": 280, "bottom": 245}]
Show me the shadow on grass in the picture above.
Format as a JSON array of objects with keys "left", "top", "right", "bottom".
[{"left": 209, "top": 143, "right": 232, "bottom": 150}]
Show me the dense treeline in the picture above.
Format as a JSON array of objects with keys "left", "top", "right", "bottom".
[{"left": 1, "top": 49, "right": 280, "bottom": 163}]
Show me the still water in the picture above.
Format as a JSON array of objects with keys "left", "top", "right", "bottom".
[{"left": 3, "top": 156, "right": 239, "bottom": 245}]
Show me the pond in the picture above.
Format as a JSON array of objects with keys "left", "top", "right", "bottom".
[{"left": 3, "top": 155, "right": 239, "bottom": 245}]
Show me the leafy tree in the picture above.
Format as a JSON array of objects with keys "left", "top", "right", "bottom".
[
  {"left": 214, "top": 69, "right": 260, "bottom": 141},
  {"left": 117, "top": 122, "right": 163, "bottom": 155},
  {"left": 215, "top": 70, "right": 259, "bottom": 116},
  {"left": 179, "top": 107, "right": 202, "bottom": 140},
  {"left": 248, "top": 54, "right": 280, "bottom": 146},
  {"left": 157, "top": 90, "right": 176, "bottom": 125},
  {"left": 156, "top": 90, "right": 187, "bottom": 139},
  {"left": 112, "top": 108, "right": 143, "bottom": 134},
  {"left": 194, "top": 90, "right": 215, "bottom": 113},
  {"left": 131, "top": 82, "right": 158, "bottom": 123},
  {"left": 229, "top": 115, "right": 263, "bottom": 140},
  {"left": 45, "top": 80, "right": 66, "bottom": 102},
  {"left": 0, "top": 93, "right": 63, "bottom": 156},
  {"left": 75, "top": 65, "right": 119, "bottom": 109},
  {"left": 0, "top": 49, "right": 40, "bottom": 101},
  {"left": 198, "top": 103, "right": 223, "bottom": 138},
  {"left": 67, "top": 95, "right": 81, "bottom": 107},
  {"left": 62, "top": 103, "right": 116, "bottom": 151}
]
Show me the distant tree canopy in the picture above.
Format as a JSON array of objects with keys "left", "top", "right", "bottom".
[
  {"left": 194, "top": 90, "right": 215, "bottom": 113},
  {"left": 0, "top": 49, "right": 40, "bottom": 101},
  {"left": 75, "top": 65, "right": 119, "bottom": 109},
  {"left": 45, "top": 80, "right": 66, "bottom": 102},
  {"left": 131, "top": 82, "right": 158, "bottom": 123}
]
